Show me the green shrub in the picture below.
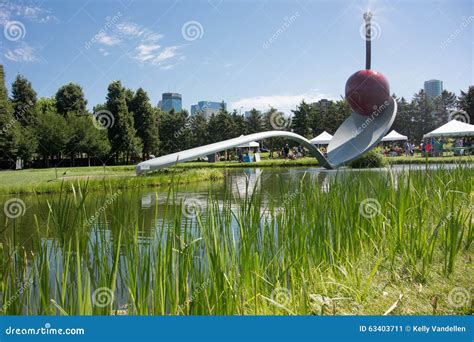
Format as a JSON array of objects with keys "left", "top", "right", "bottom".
[{"left": 349, "top": 149, "right": 387, "bottom": 168}]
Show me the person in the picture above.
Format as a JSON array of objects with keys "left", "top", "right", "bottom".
[
  {"left": 404, "top": 141, "right": 410, "bottom": 156},
  {"left": 283, "top": 144, "right": 290, "bottom": 159},
  {"left": 237, "top": 148, "right": 243, "bottom": 162},
  {"left": 425, "top": 141, "right": 431, "bottom": 156}
]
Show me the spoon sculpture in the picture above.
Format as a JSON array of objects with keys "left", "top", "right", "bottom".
[{"left": 136, "top": 12, "right": 396, "bottom": 175}]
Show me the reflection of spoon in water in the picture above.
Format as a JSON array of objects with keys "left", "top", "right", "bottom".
[{"left": 136, "top": 12, "right": 396, "bottom": 175}]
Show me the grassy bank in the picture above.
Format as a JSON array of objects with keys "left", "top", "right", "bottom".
[
  {"left": 0, "top": 167, "right": 223, "bottom": 195},
  {"left": 0, "top": 155, "right": 471, "bottom": 194},
  {"left": 1, "top": 166, "right": 472, "bottom": 315}
]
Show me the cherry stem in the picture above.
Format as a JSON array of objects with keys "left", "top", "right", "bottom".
[{"left": 364, "top": 12, "right": 372, "bottom": 70}]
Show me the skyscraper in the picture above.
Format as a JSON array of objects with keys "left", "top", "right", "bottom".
[
  {"left": 161, "top": 93, "right": 182, "bottom": 112},
  {"left": 424, "top": 80, "right": 443, "bottom": 99},
  {"left": 190, "top": 101, "right": 225, "bottom": 119}
]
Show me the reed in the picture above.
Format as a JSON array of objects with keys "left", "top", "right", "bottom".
[{"left": 1, "top": 166, "right": 472, "bottom": 315}]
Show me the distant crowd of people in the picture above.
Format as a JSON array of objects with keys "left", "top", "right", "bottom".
[{"left": 382, "top": 137, "right": 473, "bottom": 157}]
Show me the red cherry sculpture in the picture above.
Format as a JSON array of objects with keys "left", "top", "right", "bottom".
[
  {"left": 345, "top": 69, "right": 390, "bottom": 116},
  {"left": 345, "top": 11, "right": 391, "bottom": 116}
]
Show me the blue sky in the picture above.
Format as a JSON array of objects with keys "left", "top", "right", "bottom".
[{"left": 0, "top": 0, "right": 472, "bottom": 114}]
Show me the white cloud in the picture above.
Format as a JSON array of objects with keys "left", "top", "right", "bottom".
[
  {"left": 4, "top": 43, "right": 38, "bottom": 62},
  {"left": 231, "top": 90, "right": 335, "bottom": 114},
  {"left": 96, "top": 32, "right": 121, "bottom": 46},
  {"left": 134, "top": 43, "right": 161, "bottom": 62},
  {"left": 99, "top": 48, "right": 109, "bottom": 56},
  {"left": 0, "top": 2, "right": 57, "bottom": 24},
  {"left": 153, "top": 46, "right": 179, "bottom": 63}
]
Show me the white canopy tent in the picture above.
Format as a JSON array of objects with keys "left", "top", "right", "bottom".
[
  {"left": 423, "top": 119, "right": 474, "bottom": 138},
  {"left": 236, "top": 141, "right": 260, "bottom": 148},
  {"left": 310, "top": 131, "right": 333, "bottom": 145},
  {"left": 381, "top": 130, "right": 408, "bottom": 142},
  {"left": 235, "top": 135, "right": 260, "bottom": 148}
]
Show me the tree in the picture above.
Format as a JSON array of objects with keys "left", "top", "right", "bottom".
[
  {"left": 245, "top": 108, "right": 264, "bottom": 134},
  {"left": 129, "top": 88, "right": 160, "bottom": 158},
  {"left": 34, "top": 107, "right": 71, "bottom": 167},
  {"left": 291, "top": 100, "right": 312, "bottom": 137},
  {"left": 207, "top": 109, "right": 236, "bottom": 143},
  {"left": 458, "top": 86, "right": 474, "bottom": 123},
  {"left": 189, "top": 111, "right": 208, "bottom": 148},
  {"left": 411, "top": 89, "right": 435, "bottom": 141},
  {"left": 106, "top": 81, "right": 142, "bottom": 163},
  {"left": 432, "top": 90, "right": 457, "bottom": 124},
  {"left": 10, "top": 74, "right": 37, "bottom": 125},
  {"left": 55, "top": 83, "right": 87, "bottom": 116},
  {"left": 0, "top": 65, "right": 19, "bottom": 165},
  {"left": 231, "top": 110, "right": 246, "bottom": 136},
  {"left": 159, "top": 109, "right": 189, "bottom": 155}
]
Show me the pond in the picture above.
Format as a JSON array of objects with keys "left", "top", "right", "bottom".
[{"left": 0, "top": 163, "right": 472, "bottom": 315}]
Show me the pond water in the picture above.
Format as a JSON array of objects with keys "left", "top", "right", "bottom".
[
  {"left": 0, "top": 163, "right": 471, "bottom": 314},
  {"left": 1, "top": 163, "right": 470, "bottom": 251}
]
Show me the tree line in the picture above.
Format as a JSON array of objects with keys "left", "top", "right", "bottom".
[{"left": 0, "top": 63, "right": 472, "bottom": 169}]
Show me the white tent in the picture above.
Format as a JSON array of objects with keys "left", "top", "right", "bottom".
[
  {"left": 423, "top": 119, "right": 474, "bottom": 138},
  {"left": 381, "top": 130, "right": 408, "bottom": 142},
  {"left": 236, "top": 141, "right": 260, "bottom": 148},
  {"left": 310, "top": 131, "right": 333, "bottom": 145}
]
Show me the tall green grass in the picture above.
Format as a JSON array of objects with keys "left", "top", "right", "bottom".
[{"left": 0, "top": 166, "right": 472, "bottom": 315}]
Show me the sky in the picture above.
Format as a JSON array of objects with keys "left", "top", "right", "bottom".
[{"left": 0, "top": 0, "right": 472, "bottom": 114}]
